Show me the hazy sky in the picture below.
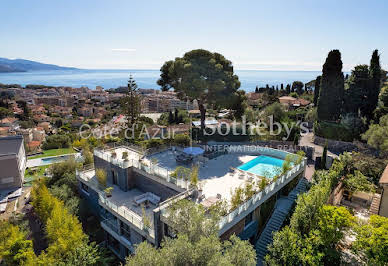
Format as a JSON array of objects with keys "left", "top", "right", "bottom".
[{"left": 1, "top": 0, "right": 387, "bottom": 71}]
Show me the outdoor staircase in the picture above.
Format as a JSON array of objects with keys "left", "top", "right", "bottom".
[
  {"left": 255, "top": 177, "right": 309, "bottom": 265},
  {"left": 369, "top": 193, "right": 381, "bottom": 215}
]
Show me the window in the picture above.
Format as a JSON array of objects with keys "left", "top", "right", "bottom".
[
  {"left": 81, "top": 183, "right": 89, "bottom": 194},
  {"left": 112, "top": 170, "right": 117, "bottom": 185},
  {"left": 245, "top": 212, "right": 253, "bottom": 227},
  {"left": 1, "top": 177, "right": 14, "bottom": 184},
  {"left": 121, "top": 221, "right": 131, "bottom": 241}
]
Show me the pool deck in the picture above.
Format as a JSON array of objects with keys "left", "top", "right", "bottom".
[
  {"left": 26, "top": 153, "right": 81, "bottom": 168},
  {"left": 147, "top": 151, "right": 263, "bottom": 203}
]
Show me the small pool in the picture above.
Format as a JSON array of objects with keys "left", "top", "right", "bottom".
[
  {"left": 41, "top": 155, "right": 70, "bottom": 164},
  {"left": 238, "top": 155, "right": 284, "bottom": 178}
]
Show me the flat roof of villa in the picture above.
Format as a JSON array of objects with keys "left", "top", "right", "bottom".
[{"left": 147, "top": 150, "right": 266, "bottom": 203}]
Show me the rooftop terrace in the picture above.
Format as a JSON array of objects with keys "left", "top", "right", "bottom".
[{"left": 78, "top": 169, "right": 157, "bottom": 240}]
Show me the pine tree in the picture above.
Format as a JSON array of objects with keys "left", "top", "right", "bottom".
[
  {"left": 281, "top": 83, "right": 284, "bottom": 91},
  {"left": 313, "top": 76, "right": 321, "bottom": 106},
  {"left": 317, "top": 50, "right": 344, "bottom": 121},
  {"left": 367, "top": 49, "right": 381, "bottom": 120},
  {"left": 121, "top": 75, "right": 141, "bottom": 127},
  {"left": 255, "top": 86, "right": 259, "bottom": 93}
]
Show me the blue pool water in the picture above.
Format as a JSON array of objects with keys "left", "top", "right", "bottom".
[{"left": 238, "top": 155, "right": 284, "bottom": 178}]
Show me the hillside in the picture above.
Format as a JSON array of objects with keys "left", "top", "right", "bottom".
[{"left": 0, "top": 57, "right": 78, "bottom": 72}]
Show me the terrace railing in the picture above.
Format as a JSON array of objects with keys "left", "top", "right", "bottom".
[
  {"left": 99, "top": 193, "right": 156, "bottom": 239},
  {"left": 93, "top": 148, "right": 190, "bottom": 190},
  {"left": 76, "top": 168, "right": 156, "bottom": 240},
  {"left": 218, "top": 158, "right": 306, "bottom": 235}
]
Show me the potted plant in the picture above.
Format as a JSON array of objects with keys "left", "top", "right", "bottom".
[
  {"left": 122, "top": 151, "right": 129, "bottom": 161},
  {"left": 142, "top": 206, "right": 151, "bottom": 232},
  {"left": 111, "top": 151, "right": 117, "bottom": 158},
  {"left": 104, "top": 186, "right": 114, "bottom": 197}
]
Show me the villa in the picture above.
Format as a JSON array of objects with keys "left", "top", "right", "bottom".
[{"left": 77, "top": 143, "right": 306, "bottom": 260}]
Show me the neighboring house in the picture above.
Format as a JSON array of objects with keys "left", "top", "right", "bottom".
[
  {"left": 0, "top": 135, "right": 26, "bottom": 190},
  {"left": 77, "top": 144, "right": 306, "bottom": 260},
  {"left": 188, "top": 109, "right": 201, "bottom": 118},
  {"left": 278, "top": 96, "right": 310, "bottom": 110},
  {"left": 0, "top": 117, "right": 18, "bottom": 127},
  {"left": 378, "top": 164, "right": 388, "bottom": 217},
  {"left": 15, "top": 128, "right": 33, "bottom": 143},
  {"left": 37, "top": 122, "right": 51, "bottom": 133},
  {"left": 26, "top": 140, "right": 42, "bottom": 153},
  {"left": 32, "top": 127, "right": 46, "bottom": 142},
  {"left": 33, "top": 114, "right": 50, "bottom": 123}
]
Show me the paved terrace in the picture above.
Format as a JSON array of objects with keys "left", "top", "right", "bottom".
[
  {"left": 78, "top": 169, "right": 156, "bottom": 238},
  {"left": 148, "top": 150, "right": 284, "bottom": 203}
]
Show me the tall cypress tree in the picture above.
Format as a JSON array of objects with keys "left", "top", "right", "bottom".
[
  {"left": 313, "top": 75, "right": 321, "bottom": 106},
  {"left": 343, "top": 65, "right": 369, "bottom": 115},
  {"left": 317, "top": 50, "right": 344, "bottom": 121},
  {"left": 367, "top": 49, "right": 381, "bottom": 120}
]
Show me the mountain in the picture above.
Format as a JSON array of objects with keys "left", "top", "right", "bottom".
[{"left": 0, "top": 57, "right": 78, "bottom": 72}]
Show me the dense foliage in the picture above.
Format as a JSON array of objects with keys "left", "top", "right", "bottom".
[
  {"left": 125, "top": 199, "right": 256, "bottom": 266},
  {"left": 266, "top": 154, "right": 354, "bottom": 265},
  {"left": 42, "top": 134, "right": 71, "bottom": 150},
  {"left": 353, "top": 215, "right": 388, "bottom": 265},
  {"left": 362, "top": 114, "right": 388, "bottom": 153}
]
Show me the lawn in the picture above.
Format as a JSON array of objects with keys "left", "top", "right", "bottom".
[
  {"left": 29, "top": 148, "right": 75, "bottom": 159},
  {"left": 24, "top": 165, "right": 49, "bottom": 186}
]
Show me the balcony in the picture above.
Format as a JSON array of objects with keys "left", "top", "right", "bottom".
[{"left": 77, "top": 168, "right": 156, "bottom": 241}]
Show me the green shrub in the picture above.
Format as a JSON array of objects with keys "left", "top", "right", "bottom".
[
  {"left": 42, "top": 134, "right": 71, "bottom": 150},
  {"left": 173, "top": 134, "right": 190, "bottom": 146},
  {"left": 314, "top": 121, "right": 353, "bottom": 141}
]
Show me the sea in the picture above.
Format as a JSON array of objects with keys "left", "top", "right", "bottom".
[{"left": 0, "top": 69, "right": 322, "bottom": 92}]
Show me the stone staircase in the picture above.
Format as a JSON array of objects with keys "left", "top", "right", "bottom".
[
  {"left": 255, "top": 177, "right": 309, "bottom": 265},
  {"left": 369, "top": 193, "right": 381, "bottom": 215}
]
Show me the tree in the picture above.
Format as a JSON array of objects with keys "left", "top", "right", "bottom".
[
  {"left": 362, "top": 114, "right": 388, "bottom": 153},
  {"left": 292, "top": 81, "right": 304, "bottom": 95},
  {"left": 168, "top": 110, "right": 174, "bottom": 124},
  {"left": 367, "top": 49, "right": 382, "bottom": 120},
  {"left": 0, "top": 107, "right": 12, "bottom": 119},
  {"left": 42, "top": 134, "right": 70, "bottom": 150},
  {"left": 317, "top": 50, "right": 344, "bottom": 121},
  {"left": 343, "top": 65, "right": 369, "bottom": 115},
  {"left": 379, "top": 85, "right": 388, "bottom": 115},
  {"left": 353, "top": 215, "right": 388, "bottom": 265},
  {"left": 121, "top": 75, "right": 141, "bottom": 127},
  {"left": 0, "top": 221, "right": 36, "bottom": 265},
  {"left": 229, "top": 90, "right": 247, "bottom": 120},
  {"left": 157, "top": 49, "right": 240, "bottom": 130},
  {"left": 31, "top": 182, "right": 103, "bottom": 265},
  {"left": 126, "top": 200, "right": 256, "bottom": 266},
  {"left": 265, "top": 226, "right": 303, "bottom": 265},
  {"left": 286, "top": 84, "right": 291, "bottom": 94},
  {"left": 313, "top": 76, "right": 321, "bottom": 106},
  {"left": 255, "top": 85, "right": 259, "bottom": 93},
  {"left": 166, "top": 199, "right": 219, "bottom": 243}
]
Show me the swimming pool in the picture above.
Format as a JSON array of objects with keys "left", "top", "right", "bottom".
[{"left": 237, "top": 155, "right": 284, "bottom": 178}]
